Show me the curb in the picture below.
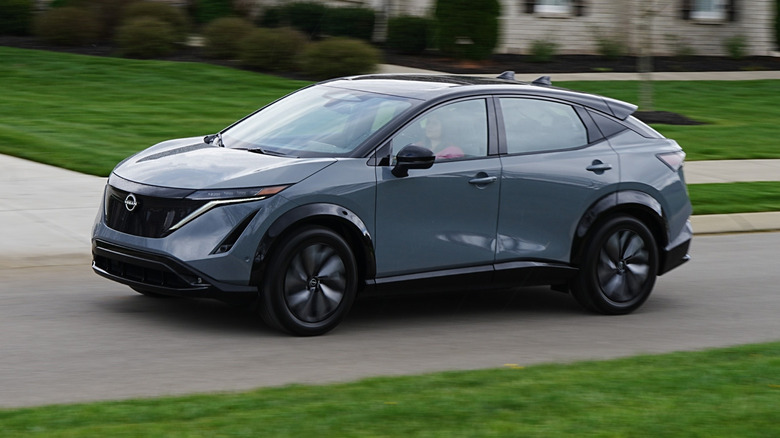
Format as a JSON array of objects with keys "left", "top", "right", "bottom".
[{"left": 690, "top": 212, "right": 780, "bottom": 235}]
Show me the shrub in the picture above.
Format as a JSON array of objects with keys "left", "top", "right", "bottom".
[
  {"left": 239, "top": 27, "right": 307, "bottom": 71},
  {"left": 301, "top": 37, "right": 380, "bottom": 80},
  {"left": 776, "top": 0, "right": 779, "bottom": 50},
  {"left": 323, "top": 7, "right": 375, "bottom": 41},
  {"left": 48, "top": 0, "right": 135, "bottom": 39},
  {"left": 203, "top": 17, "right": 254, "bottom": 59},
  {"left": 258, "top": 5, "right": 282, "bottom": 27},
  {"left": 434, "top": 0, "right": 501, "bottom": 60},
  {"left": 115, "top": 17, "right": 177, "bottom": 58},
  {"left": 191, "top": 0, "right": 234, "bottom": 24},
  {"left": 34, "top": 7, "right": 101, "bottom": 46},
  {"left": 665, "top": 34, "right": 696, "bottom": 58},
  {"left": 594, "top": 35, "right": 626, "bottom": 60},
  {"left": 529, "top": 39, "right": 558, "bottom": 63},
  {"left": 386, "top": 15, "right": 431, "bottom": 54},
  {"left": 123, "top": 1, "right": 189, "bottom": 42},
  {"left": 724, "top": 34, "right": 747, "bottom": 59},
  {"left": 0, "top": 0, "right": 34, "bottom": 36},
  {"left": 258, "top": 2, "right": 326, "bottom": 38}
]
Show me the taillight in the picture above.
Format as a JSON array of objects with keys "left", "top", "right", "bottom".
[{"left": 657, "top": 151, "right": 685, "bottom": 172}]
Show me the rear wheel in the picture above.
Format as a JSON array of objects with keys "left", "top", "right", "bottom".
[
  {"left": 259, "top": 226, "right": 358, "bottom": 336},
  {"left": 571, "top": 216, "right": 658, "bottom": 314}
]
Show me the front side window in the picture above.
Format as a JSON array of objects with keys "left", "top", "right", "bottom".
[
  {"left": 391, "top": 99, "right": 489, "bottom": 162},
  {"left": 222, "top": 85, "right": 414, "bottom": 157},
  {"left": 499, "top": 98, "right": 588, "bottom": 154}
]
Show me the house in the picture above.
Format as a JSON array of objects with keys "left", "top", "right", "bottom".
[{"left": 259, "top": 0, "right": 777, "bottom": 56}]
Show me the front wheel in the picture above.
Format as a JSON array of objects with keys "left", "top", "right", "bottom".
[
  {"left": 571, "top": 216, "right": 658, "bottom": 315},
  {"left": 259, "top": 226, "right": 358, "bottom": 336}
]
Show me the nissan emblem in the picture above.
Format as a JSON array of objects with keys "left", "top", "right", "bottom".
[{"left": 124, "top": 194, "right": 138, "bottom": 212}]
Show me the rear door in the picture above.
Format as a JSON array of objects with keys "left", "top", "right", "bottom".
[{"left": 495, "top": 97, "right": 619, "bottom": 264}]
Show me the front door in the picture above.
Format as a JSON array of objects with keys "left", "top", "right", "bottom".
[{"left": 374, "top": 98, "right": 501, "bottom": 278}]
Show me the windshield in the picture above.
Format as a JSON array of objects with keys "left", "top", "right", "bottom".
[{"left": 222, "top": 85, "right": 415, "bottom": 157}]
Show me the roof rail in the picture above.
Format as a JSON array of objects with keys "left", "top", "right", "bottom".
[{"left": 496, "top": 71, "right": 515, "bottom": 81}]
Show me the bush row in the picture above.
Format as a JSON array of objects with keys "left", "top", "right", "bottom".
[
  {"left": 1, "top": 0, "right": 500, "bottom": 61},
  {"left": 258, "top": 2, "right": 375, "bottom": 41},
  {"left": 203, "top": 18, "right": 379, "bottom": 80},
  {"left": 0, "top": 0, "right": 236, "bottom": 36}
]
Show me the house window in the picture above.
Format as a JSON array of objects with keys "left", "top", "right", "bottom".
[
  {"left": 524, "top": 1, "right": 586, "bottom": 17},
  {"left": 536, "top": 0, "right": 571, "bottom": 14},
  {"left": 682, "top": 0, "right": 736, "bottom": 22},
  {"left": 691, "top": 0, "right": 726, "bottom": 20}
]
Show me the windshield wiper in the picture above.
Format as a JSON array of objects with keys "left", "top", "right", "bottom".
[
  {"left": 246, "top": 147, "right": 266, "bottom": 154},
  {"left": 245, "top": 147, "right": 289, "bottom": 157}
]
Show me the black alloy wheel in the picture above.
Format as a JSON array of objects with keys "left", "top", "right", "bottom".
[
  {"left": 259, "top": 226, "right": 358, "bottom": 336},
  {"left": 571, "top": 215, "right": 658, "bottom": 314}
]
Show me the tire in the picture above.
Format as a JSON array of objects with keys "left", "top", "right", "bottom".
[
  {"left": 259, "top": 226, "right": 358, "bottom": 336},
  {"left": 570, "top": 215, "right": 658, "bottom": 315}
]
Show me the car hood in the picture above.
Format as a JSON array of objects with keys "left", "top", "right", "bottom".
[{"left": 112, "top": 137, "right": 337, "bottom": 189}]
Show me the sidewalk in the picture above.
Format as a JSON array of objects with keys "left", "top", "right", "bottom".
[{"left": 1, "top": 153, "right": 779, "bottom": 269}]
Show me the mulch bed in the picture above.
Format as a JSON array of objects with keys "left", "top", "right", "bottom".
[{"left": 385, "top": 52, "right": 780, "bottom": 75}]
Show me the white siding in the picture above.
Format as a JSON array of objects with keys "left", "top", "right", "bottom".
[{"left": 253, "top": 0, "right": 776, "bottom": 56}]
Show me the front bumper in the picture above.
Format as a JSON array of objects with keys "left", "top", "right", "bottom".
[{"left": 92, "top": 240, "right": 257, "bottom": 301}]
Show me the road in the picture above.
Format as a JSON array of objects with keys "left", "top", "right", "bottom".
[{"left": 1, "top": 232, "right": 779, "bottom": 408}]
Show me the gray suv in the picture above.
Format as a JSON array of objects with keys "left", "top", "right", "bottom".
[{"left": 92, "top": 74, "right": 692, "bottom": 335}]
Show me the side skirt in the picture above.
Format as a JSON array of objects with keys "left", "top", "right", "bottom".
[{"left": 365, "top": 261, "right": 578, "bottom": 295}]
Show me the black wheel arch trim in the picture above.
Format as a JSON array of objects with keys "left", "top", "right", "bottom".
[
  {"left": 251, "top": 203, "right": 376, "bottom": 288},
  {"left": 573, "top": 190, "right": 668, "bottom": 266}
]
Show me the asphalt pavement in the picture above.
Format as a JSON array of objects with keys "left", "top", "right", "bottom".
[{"left": 1, "top": 68, "right": 779, "bottom": 269}]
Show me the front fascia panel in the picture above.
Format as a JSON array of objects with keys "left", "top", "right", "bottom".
[{"left": 92, "top": 195, "right": 288, "bottom": 286}]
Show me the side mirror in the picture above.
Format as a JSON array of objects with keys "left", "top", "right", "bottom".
[{"left": 392, "top": 145, "right": 435, "bottom": 177}]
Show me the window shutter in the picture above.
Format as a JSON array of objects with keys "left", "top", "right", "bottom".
[
  {"left": 681, "top": 0, "right": 691, "bottom": 20},
  {"left": 525, "top": 0, "right": 535, "bottom": 14},
  {"left": 574, "top": 0, "right": 586, "bottom": 16},
  {"left": 727, "top": 0, "right": 737, "bottom": 22}
]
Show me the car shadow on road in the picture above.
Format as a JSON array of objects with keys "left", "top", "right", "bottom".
[{"left": 98, "top": 285, "right": 584, "bottom": 336}]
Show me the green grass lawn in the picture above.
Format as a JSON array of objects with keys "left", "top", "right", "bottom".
[
  {"left": 0, "top": 47, "right": 308, "bottom": 176},
  {"left": 2, "top": 46, "right": 780, "bottom": 214},
  {"left": 688, "top": 182, "right": 780, "bottom": 215},
  {"left": 1, "top": 341, "right": 778, "bottom": 437},
  {"left": 563, "top": 80, "right": 780, "bottom": 161},
  {"left": 2, "top": 46, "right": 779, "bottom": 177}
]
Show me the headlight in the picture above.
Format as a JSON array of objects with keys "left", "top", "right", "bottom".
[
  {"left": 169, "top": 185, "right": 289, "bottom": 232},
  {"left": 187, "top": 185, "right": 289, "bottom": 201}
]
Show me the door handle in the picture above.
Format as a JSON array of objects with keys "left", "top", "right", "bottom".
[
  {"left": 586, "top": 160, "right": 613, "bottom": 174},
  {"left": 469, "top": 176, "right": 497, "bottom": 185}
]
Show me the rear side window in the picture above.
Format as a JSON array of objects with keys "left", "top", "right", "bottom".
[{"left": 499, "top": 98, "right": 588, "bottom": 154}]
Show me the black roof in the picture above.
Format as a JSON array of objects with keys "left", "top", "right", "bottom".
[{"left": 325, "top": 74, "right": 637, "bottom": 120}]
